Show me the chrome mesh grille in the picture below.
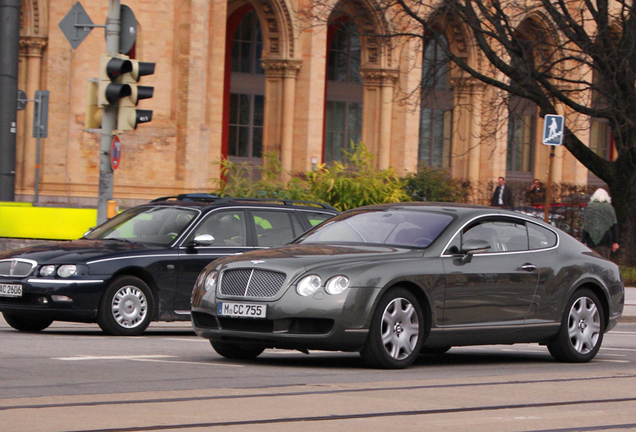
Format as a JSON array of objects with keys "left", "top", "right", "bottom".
[
  {"left": 0, "top": 259, "right": 36, "bottom": 277},
  {"left": 220, "top": 269, "right": 287, "bottom": 298}
]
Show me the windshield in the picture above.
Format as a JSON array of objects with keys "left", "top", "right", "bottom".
[
  {"left": 85, "top": 206, "right": 199, "bottom": 245},
  {"left": 296, "top": 209, "right": 454, "bottom": 248}
]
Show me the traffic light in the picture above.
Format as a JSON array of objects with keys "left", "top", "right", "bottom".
[
  {"left": 97, "top": 54, "right": 133, "bottom": 107},
  {"left": 85, "top": 79, "right": 102, "bottom": 129},
  {"left": 116, "top": 59, "right": 155, "bottom": 131}
]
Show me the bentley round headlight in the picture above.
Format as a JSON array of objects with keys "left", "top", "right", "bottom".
[
  {"left": 40, "top": 265, "right": 55, "bottom": 277},
  {"left": 204, "top": 271, "right": 218, "bottom": 292},
  {"left": 325, "top": 275, "right": 350, "bottom": 295},
  {"left": 57, "top": 265, "right": 77, "bottom": 278},
  {"left": 297, "top": 275, "right": 322, "bottom": 296}
]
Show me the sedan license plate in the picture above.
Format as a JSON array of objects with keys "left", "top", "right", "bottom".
[
  {"left": 0, "top": 284, "right": 22, "bottom": 298},
  {"left": 218, "top": 302, "right": 266, "bottom": 319}
]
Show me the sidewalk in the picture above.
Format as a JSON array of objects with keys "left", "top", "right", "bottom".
[{"left": 623, "top": 287, "right": 636, "bottom": 323}]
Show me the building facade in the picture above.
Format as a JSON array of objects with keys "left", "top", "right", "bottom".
[{"left": 14, "top": 0, "right": 608, "bottom": 206}]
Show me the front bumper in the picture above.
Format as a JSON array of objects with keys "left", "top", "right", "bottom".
[
  {"left": 0, "top": 277, "right": 107, "bottom": 322},
  {"left": 192, "top": 285, "right": 382, "bottom": 352}
]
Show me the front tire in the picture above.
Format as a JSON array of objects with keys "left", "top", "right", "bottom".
[
  {"left": 97, "top": 276, "right": 154, "bottom": 336},
  {"left": 2, "top": 312, "right": 53, "bottom": 332},
  {"left": 360, "top": 287, "right": 425, "bottom": 369},
  {"left": 548, "top": 288, "right": 604, "bottom": 363},
  {"left": 211, "top": 340, "right": 265, "bottom": 360}
]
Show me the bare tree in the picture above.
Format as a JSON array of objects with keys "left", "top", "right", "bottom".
[{"left": 304, "top": 0, "right": 636, "bottom": 265}]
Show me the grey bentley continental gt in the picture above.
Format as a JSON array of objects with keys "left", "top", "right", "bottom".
[{"left": 191, "top": 203, "right": 625, "bottom": 369}]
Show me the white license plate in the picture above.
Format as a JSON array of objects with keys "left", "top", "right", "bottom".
[
  {"left": 218, "top": 302, "right": 266, "bottom": 318},
  {"left": 0, "top": 284, "right": 22, "bottom": 298}
]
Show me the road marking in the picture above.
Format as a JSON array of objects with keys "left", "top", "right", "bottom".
[
  {"left": 164, "top": 338, "right": 209, "bottom": 342},
  {"left": 128, "top": 358, "right": 243, "bottom": 367},
  {"left": 596, "top": 359, "right": 631, "bottom": 363},
  {"left": 53, "top": 355, "right": 173, "bottom": 361},
  {"left": 53, "top": 354, "right": 243, "bottom": 367},
  {"left": 602, "top": 347, "right": 636, "bottom": 352}
]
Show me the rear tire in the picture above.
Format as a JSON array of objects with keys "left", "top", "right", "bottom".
[
  {"left": 211, "top": 340, "right": 265, "bottom": 360},
  {"left": 2, "top": 312, "right": 53, "bottom": 332},
  {"left": 360, "top": 287, "right": 424, "bottom": 369},
  {"left": 548, "top": 288, "right": 604, "bottom": 363},
  {"left": 97, "top": 276, "right": 154, "bottom": 336}
]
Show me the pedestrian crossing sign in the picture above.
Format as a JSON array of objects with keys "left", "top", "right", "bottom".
[{"left": 542, "top": 114, "right": 564, "bottom": 146}]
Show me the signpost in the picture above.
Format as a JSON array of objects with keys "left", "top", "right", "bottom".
[
  {"left": 541, "top": 115, "right": 565, "bottom": 223},
  {"left": 33, "top": 90, "right": 49, "bottom": 203}
]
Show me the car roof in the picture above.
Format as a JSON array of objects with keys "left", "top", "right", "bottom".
[{"left": 146, "top": 194, "right": 339, "bottom": 213}]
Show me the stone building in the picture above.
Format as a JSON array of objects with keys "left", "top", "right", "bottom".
[{"left": 14, "top": 0, "right": 610, "bottom": 206}]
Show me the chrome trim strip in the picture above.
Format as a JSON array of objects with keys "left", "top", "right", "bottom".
[
  {"left": 174, "top": 310, "right": 191, "bottom": 315},
  {"left": 439, "top": 213, "right": 560, "bottom": 258},
  {"left": 86, "top": 254, "right": 177, "bottom": 265},
  {"left": 344, "top": 329, "right": 368, "bottom": 333},
  {"left": 27, "top": 279, "right": 104, "bottom": 284}
]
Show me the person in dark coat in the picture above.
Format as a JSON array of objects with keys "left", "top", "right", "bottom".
[
  {"left": 526, "top": 179, "right": 545, "bottom": 205},
  {"left": 581, "top": 188, "right": 619, "bottom": 259},
  {"left": 490, "top": 177, "right": 513, "bottom": 208}
]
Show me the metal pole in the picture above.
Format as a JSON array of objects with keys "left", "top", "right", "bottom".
[
  {"left": 544, "top": 145, "right": 555, "bottom": 223},
  {"left": 97, "top": 0, "right": 120, "bottom": 224},
  {"left": 0, "top": 0, "right": 21, "bottom": 201}
]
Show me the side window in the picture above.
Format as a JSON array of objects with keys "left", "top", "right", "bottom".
[
  {"left": 462, "top": 220, "right": 527, "bottom": 253},
  {"left": 301, "top": 211, "right": 334, "bottom": 228},
  {"left": 188, "top": 210, "right": 247, "bottom": 246},
  {"left": 528, "top": 223, "right": 557, "bottom": 250},
  {"left": 252, "top": 210, "right": 298, "bottom": 247}
]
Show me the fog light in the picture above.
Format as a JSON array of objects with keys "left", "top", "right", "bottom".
[
  {"left": 51, "top": 295, "right": 73, "bottom": 302},
  {"left": 38, "top": 297, "right": 49, "bottom": 305}
]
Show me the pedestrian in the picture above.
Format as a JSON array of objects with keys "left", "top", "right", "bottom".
[
  {"left": 526, "top": 179, "right": 544, "bottom": 206},
  {"left": 490, "top": 176, "right": 513, "bottom": 208},
  {"left": 580, "top": 188, "right": 619, "bottom": 259}
]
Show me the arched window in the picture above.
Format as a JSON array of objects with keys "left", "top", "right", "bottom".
[
  {"left": 506, "top": 100, "right": 535, "bottom": 177},
  {"left": 506, "top": 26, "right": 538, "bottom": 181},
  {"left": 226, "top": 8, "right": 264, "bottom": 164},
  {"left": 419, "top": 37, "right": 453, "bottom": 169},
  {"left": 324, "top": 19, "right": 363, "bottom": 163}
]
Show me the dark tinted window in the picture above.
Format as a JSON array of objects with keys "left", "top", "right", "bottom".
[
  {"left": 252, "top": 210, "right": 297, "bottom": 247},
  {"left": 451, "top": 219, "right": 527, "bottom": 254},
  {"left": 86, "top": 206, "right": 197, "bottom": 245},
  {"left": 299, "top": 209, "right": 453, "bottom": 248},
  {"left": 528, "top": 223, "right": 557, "bottom": 249},
  {"left": 188, "top": 210, "right": 247, "bottom": 246}
]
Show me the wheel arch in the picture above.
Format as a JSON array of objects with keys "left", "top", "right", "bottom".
[
  {"left": 105, "top": 267, "right": 159, "bottom": 321},
  {"left": 573, "top": 282, "right": 611, "bottom": 331},
  {"left": 377, "top": 280, "right": 433, "bottom": 337}
]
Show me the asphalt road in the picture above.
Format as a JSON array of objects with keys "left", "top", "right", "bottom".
[{"left": 1, "top": 316, "right": 635, "bottom": 432}]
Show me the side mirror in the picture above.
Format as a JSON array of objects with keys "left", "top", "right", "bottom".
[
  {"left": 459, "top": 239, "right": 491, "bottom": 263},
  {"left": 193, "top": 234, "right": 215, "bottom": 246}
]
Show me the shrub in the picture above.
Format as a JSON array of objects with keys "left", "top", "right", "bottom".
[
  {"left": 404, "top": 165, "right": 471, "bottom": 203},
  {"left": 306, "top": 143, "right": 410, "bottom": 211}
]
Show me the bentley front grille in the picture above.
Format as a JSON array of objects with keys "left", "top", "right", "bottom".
[
  {"left": 219, "top": 269, "right": 287, "bottom": 298},
  {"left": 0, "top": 259, "right": 37, "bottom": 278}
]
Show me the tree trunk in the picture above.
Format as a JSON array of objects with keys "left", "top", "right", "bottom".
[{"left": 607, "top": 166, "right": 636, "bottom": 267}]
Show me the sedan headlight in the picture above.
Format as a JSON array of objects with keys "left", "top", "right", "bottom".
[
  {"left": 40, "top": 265, "right": 56, "bottom": 277},
  {"left": 204, "top": 271, "right": 218, "bottom": 292},
  {"left": 57, "top": 265, "right": 77, "bottom": 278},
  {"left": 297, "top": 275, "right": 322, "bottom": 296},
  {"left": 325, "top": 276, "right": 350, "bottom": 295}
]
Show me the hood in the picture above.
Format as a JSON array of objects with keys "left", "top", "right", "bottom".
[
  {"left": 0, "top": 239, "right": 155, "bottom": 264},
  {"left": 218, "top": 243, "right": 418, "bottom": 274}
]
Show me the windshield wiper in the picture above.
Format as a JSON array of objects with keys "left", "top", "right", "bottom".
[{"left": 102, "top": 238, "right": 136, "bottom": 244}]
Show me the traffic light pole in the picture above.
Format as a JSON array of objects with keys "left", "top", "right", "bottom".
[{"left": 97, "top": 0, "right": 121, "bottom": 224}]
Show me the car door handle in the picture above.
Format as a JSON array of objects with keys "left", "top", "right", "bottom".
[{"left": 521, "top": 263, "right": 537, "bottom": 272}]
